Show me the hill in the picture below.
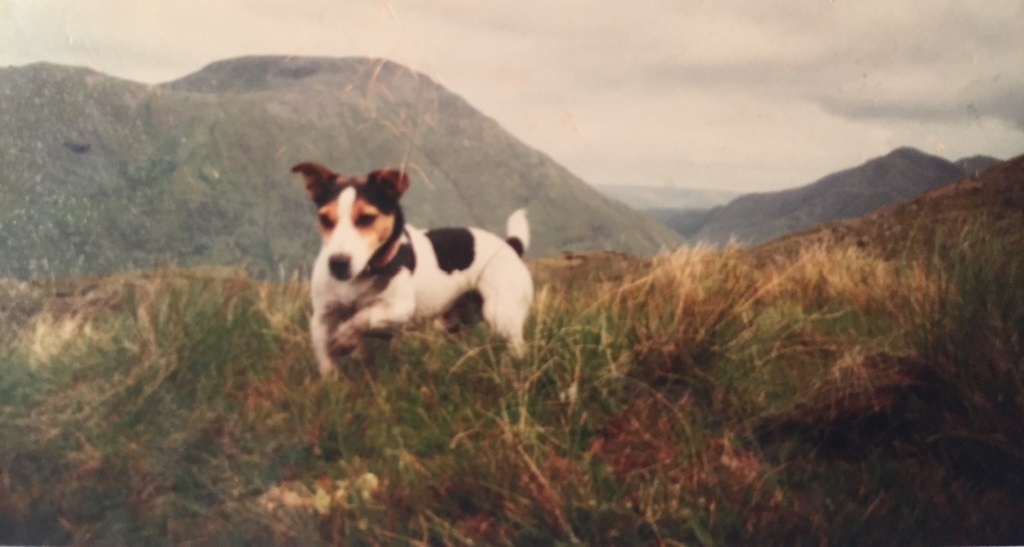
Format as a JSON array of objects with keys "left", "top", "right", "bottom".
[
  {"left": 758, "top": 152, "right": 1024, "bottom": 259},
  {"left": 0, "top": 57, "right": 682, "bottom": 279},
  {"left": 660, "top": 147, "right": 1000, "bottom": 245}
]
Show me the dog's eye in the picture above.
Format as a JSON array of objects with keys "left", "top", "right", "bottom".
[
  {"left": 318, "top": 213, "right": 336, "bottom": 229},
  {"left": 355, "top": 213, "right": 377, "bottom": 227}
]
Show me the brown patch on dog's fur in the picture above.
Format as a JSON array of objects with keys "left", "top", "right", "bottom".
[
  {"left": 316, "top": 202, "right": 340, "bottom": 239},
  {"left": 350, "top": 199, "right": 393, "bottom": 248}
]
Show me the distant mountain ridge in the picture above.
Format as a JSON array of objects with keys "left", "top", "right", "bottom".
[
  {"left": 0, "top": 56, "right": 682, "bottom": 279},
  {"left": 659, "top": 148, "right": 1001, "bottom": 245},
  {"left": 756, "top": 152, "right": 1024, "bottom": 259},
  {"left": 593, "top": 184, "right": 738, "bottom": 211}
]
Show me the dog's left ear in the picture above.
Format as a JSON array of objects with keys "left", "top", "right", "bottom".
[
  {"left": 292, "top": 161, "right": 338, "bottom": 205},
  {"left": 367, "top": 169, "right": 410, "bottom": 200}
]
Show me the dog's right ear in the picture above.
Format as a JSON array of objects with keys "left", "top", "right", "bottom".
[
  {"left": 291, "top": 162, "right": 338, "bottom": 205},
  {"left": 366, "top": 168, "right": 411, "bottom": 201}
]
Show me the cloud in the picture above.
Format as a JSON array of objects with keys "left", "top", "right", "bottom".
[
  {"left": 1, "top": 0, "right": 1022, "bottom": 192},
  {"left": 817, "top": 79, "right": 1024, "bottom": 129}
]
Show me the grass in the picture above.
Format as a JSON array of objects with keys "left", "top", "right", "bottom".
[{"left": 1, "top": 224, "right": 1022, "bottom": 544}]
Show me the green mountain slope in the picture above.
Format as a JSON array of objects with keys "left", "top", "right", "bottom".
[{"left": 0, "top": 56, "right": 682, "bottom": 279}]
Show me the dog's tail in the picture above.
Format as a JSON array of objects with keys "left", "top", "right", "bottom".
[{"left": 505, "top": 208, "right": 530, "bottom": 257}]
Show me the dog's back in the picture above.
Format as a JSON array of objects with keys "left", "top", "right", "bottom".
[{"left": 406, "top": 217, "right": 533, "bottom": 353}]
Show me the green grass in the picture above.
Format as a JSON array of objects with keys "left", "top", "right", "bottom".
[{"left": 1, "top": 230, "right": 1022, "bottom": 544}]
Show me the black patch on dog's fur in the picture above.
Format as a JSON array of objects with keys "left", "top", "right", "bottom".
[
  {"left": 322, "top": 302, "right": 357, "bottom": 326},
  {"left": 314, "top": 179, "right": 400, "bottom": 211},
  {"left": 393, "top": 243, "right": 416, "bottom": 272},
  {"left": 312, "top": 178, "right": 403, "bottom": 211},
  {"left": 506, "top": 237, "right": 525, "bottom": 257},
  {"left": 311, "top": 181, "right": 342, "bottom": 207},
  {"left": 425, "top": 228, "right": 475, "bottom": 273},
  {"left": 368, "top": 243, "right": 416, "bottom": 282},
  {"left": 356, "top": 182, "right": 401, "bottom": 214}
]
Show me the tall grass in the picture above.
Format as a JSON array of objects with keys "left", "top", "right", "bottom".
[
  {"left": 1, "top": 229, "right": 1022, "bottom": 544},
  {"left": 904, "top": 225, "right": 1024, "bottom": 496}
]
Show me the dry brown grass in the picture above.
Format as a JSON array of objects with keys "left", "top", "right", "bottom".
[{"left": 2, "top": 227, "right": 1022, "bottom": 544}]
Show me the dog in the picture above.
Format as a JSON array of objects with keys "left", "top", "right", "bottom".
[{"left": 292, "top": 161, "right": 534, "bottom": 377}]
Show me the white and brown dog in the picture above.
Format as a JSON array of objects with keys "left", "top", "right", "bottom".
[{"left": 292, "top": 162, "right": 534, "bottom": 377}]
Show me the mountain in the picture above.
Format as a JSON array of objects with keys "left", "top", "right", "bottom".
[
  {"left": 0, "top": 56, "right": 682, "bottom": 279},
  {"left": 757, "top": 152, "right": 1024, "bottom": 259},
  {"left": 662, "top": 148, "right": 1001, "bottom": 245},
  {"left": 954, "top": 155, "right": 1002, "bottom": 176},
  {"left": 592, "top": 184, "right": 737, "bottom": 211}
]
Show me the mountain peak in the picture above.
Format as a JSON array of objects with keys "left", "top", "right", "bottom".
[
  {"left": 162, "top": 55, "right": 415, "bottom": 94},
  {"left": 678, "top": 147, "right": 987, "bottom": 246},
  {"left": 884, "top": 146, "right": 929, "bottom": 159}
]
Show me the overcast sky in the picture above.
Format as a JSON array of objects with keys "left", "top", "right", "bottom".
[{"left": 2, "top": 0, "right": 1022, "bottom": 192}]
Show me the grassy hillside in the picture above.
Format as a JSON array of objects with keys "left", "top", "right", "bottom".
[
  {"left": 0, "top": 57, "right": 681, "bottom": 280},
  {"left": 2, "top": 198, "right": 1022, "bottom": 544},
  {"left": 760, "top": 153, "right": 1024, "bottom": 261},
  {"left": 661, "top": 148, "right": 1000, "bottom": 245}
]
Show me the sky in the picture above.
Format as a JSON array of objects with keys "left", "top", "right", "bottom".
[{"left": 2, "top": 0, "right": 1023, "bottom": 193}]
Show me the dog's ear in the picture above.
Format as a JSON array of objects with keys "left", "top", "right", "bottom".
[
  {"left": 367, "top": 169, "right": 410, "bottom": 201},
  {"left": 291, "top": 162, "right": 338, "bottom": 205}
]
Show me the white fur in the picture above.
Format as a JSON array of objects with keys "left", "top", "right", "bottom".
[
  {"left": 309, "top": 210, "right": 533, "bottom": 377},
  {"left": 506, "top": 208, "right": 530, "bottom": 250},
  {"left": 319, "top": 187, "right": 377, "bottom": 277}
]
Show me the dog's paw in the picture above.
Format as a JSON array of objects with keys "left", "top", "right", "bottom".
[
  {"left": 327, "top": 337, "right": 356, "bottom": 358},
  {"left": 328, "top": 324, "right": 361, "bottom": 357},
  {"left": 317, "top": 362, "right": 340, "bottom": 378}
]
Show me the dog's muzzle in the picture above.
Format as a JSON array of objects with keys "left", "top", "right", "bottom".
[{"left": 328, "top": 253, "right": 352, "bottom": 280}]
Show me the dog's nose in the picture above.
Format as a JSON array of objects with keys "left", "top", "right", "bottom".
[{"left": 328, "top": 253, "right": 352, "bottom": 280}]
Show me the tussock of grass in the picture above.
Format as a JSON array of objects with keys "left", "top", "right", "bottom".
[{"left": 1, "top": 228, "right": 1022, "bottom": 544}]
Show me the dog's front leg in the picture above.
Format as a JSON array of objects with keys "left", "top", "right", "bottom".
[
  {"left": 331, "top": 293, "right": 416, "bottom": 353},
  {"left": 310, "top": 311, "right": 338, "bottom": 377},
  {"left": 329, "top": 315, "right": 367, "bottom": 357}
]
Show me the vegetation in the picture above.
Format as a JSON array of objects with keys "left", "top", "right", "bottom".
[{"left": 2, "top": 217, "right": 1022, "bottom": 544}]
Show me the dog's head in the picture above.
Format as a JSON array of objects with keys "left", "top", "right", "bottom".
[{"left": 292, "top": 162, "right": 410, "bottom": 280}]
